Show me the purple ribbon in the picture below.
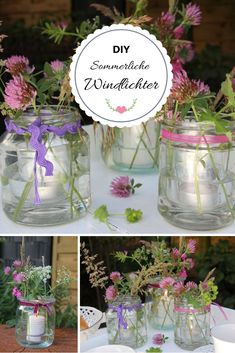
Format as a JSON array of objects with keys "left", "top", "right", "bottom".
[
  {"left": 5, "top": 118, "right": 81, "bottom": 205},
  {"left": 19, "top": 300, "right": 54, "bottom": 316},
  {"left": 108, "top": 303, "right": 142, "bottom": 330}
]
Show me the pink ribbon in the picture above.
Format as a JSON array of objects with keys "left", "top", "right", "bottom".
[
  {"left": 161, "top": 129, "right": 230, "bottom": 145},
  {"left": 174, "top": 304, "right": 210, "bottom": 314},
  {"left": 19, "top": 300, "right": 53, "bottom": 316},
  {"left": 212, "top": 302, "right": 229, "bottom": 321},
  {"left": 174, "top": 302, "right": 229, "bottom": 324}
]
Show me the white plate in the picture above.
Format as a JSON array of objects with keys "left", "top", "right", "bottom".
[
  {"left": 85, "top": 345, "right": 135, "bottom": 353},
  {"left": 194, "top": 345, "right": 214, "bottom": 352}
]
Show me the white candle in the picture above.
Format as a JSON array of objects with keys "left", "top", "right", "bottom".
[
  {"left": 27, "top": 314, "right": 45, "bottom": 343},
  {"left": 179, "top": 181, "right": 218, "bottom": 210}
]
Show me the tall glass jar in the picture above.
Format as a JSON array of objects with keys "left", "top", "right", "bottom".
[
  {"left": 100, "top": 119, "right": 160, "bottom": 173},
  {"left": 0, "top": 106, "right": 91, "bottom": 226},
  {"left": 16, "top": 297, "right": 56, "bottom": 348},
  {"left": 147, "top": 283, "right": 174, "bottom": 330},
  {"left": 106, "top": 295, "right": 147, "bottom": 348},
  {"left": 158, "top": 119, "right": 235, "bottom": 230},
  {"left": 174, "top": 298, "right": 211, "bottom": 350}
]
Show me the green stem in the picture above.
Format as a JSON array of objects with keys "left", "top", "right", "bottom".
[
  {"left": 203, "top": 136, "right": 234, "bottom": 214},
  {"left": 187, "top": 316, "right": 194, "bottom": 344},
  {"left": 193, "top": 312, "right": 207, "bottom": 343},
  {"left": 129, "top": 129, "right": 145, "bottom": 169},
  {"left": 161, "top": 298, "right": 174, "bottom": 328},
  {"left": 194, "top": 143, "right": 202, "bottom": 213},
  {"left": 192, "top": 103, "right": 199, "bottom": 121},
  {"left": 13, "top": 180, "right": 33, "bottom": 222}
]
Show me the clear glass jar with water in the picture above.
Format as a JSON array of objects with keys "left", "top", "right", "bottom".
[
  {"left": 106, "top": 295, "right": 147, "bottom": 348},
  {"left": 16, "top": 297, "right": 55, "bottom": 349},
  {"left": 174, "top": 298, "right": 210, "bottom": 350},
  {"left": 0, "top": 106, "right": 90, "bottom": 226},
  {"left": 101, "top": 119, "right": 160, "bottom": 173},
  {"left": 158, "top": 119, "right": 235, "bottom": 230}
]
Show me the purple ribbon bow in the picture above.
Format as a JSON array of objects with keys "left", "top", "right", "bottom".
[
  {"left": 5, "top": 118, "right": 81, "bottom": 205},
  {"left": 19, "top": 300, "right": 54, "bottom": 316},
  {"left": 108, "top": 303, "right": 142, "bottom": 331}
]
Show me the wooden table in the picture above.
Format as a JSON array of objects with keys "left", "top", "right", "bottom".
[{"left": 0, "top": 325, "right": 77, "bottom": 352}]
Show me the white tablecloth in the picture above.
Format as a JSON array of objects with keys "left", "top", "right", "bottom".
[
  {"left": 80, "top": 305, "right": 235, "bottom": 353},
  {"left": 1, "top": 125, "right": 235, "bottom": 234}
]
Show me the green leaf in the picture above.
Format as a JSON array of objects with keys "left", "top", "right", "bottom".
[
  {"left": 43, "top": 62, "right": 54, "bottom": 77},
  {"left": 37, "top": 78, "right": 54, "bottom": 93},
  {"left": 134, "top": 183, "right": 142, "bottom": 188},
  {"left": 221, "top": 74, "right": 235, "bottom": 107},
  {"left": 6, "top": 319, "right": 16, "bottom": 328},
  {"left": 94, "top": 205, "right": 109, "bottom": 223},
  {"left": 146, "top": 348, "right": 162, "bottom": 353},
  {"left": 125, "top": 208, "right": 143, "bottom": 223}
]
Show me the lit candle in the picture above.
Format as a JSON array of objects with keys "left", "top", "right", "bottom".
[
  {"left": 157, "top": 290, "right": 174, "bottom": 328},
  {"left": 27, "top": 314, "right": 45, "bottom": 343},
  {"left": 179, "top": 181, "right": 218, "bottom": 210}
]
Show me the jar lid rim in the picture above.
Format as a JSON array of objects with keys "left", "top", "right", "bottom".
[{"left": 18, "top": 297, "right": 56, "bottom": 304}]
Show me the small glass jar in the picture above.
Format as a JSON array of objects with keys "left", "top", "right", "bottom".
[
  {"left": 101, "top": 119, "right": 160, "bottom": 173},
  {"left": 106, "top": 295, "right": 147, "bottom": 348},
  {"left": 158, "top": 119, "right": 235, "bottom": 230},
  {"left": 0, "top": 106, "right": 91, "bottom": 226},
  {"left": 147, "top": 285, "right": 174, "bottom": 330},
  {"left": 174, "top": 298, "right": 211, "bottom": 351},
  {"left": 16, "top": 297, "right": 56, "bottom": 349}
]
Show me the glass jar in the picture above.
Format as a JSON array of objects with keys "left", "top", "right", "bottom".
[
  {"left": 147, "top": 284, "right": 174, "bottom": 330},
  {"left": 106, "top": 295, "right": 147, "bottom": 348},
  {"left": 100, "top": 119, "right": 160, "bottom": 173},
  {"left": 174, "top": 298, "right": 211, "bottom": 350},
  {"left": 16, "top": 297, "right": 56, "bottom": 348},
  {"left": 158, "top": 119, "right": 235, "bottom": 230},
  {"left": 0, "top": 106, "right": 91, "bottom": 226}
]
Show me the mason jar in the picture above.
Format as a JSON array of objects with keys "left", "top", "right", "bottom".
[
  {"left": 147, "top": 283, "right": 174, "bottom": 330},
  {"left": 174, "top": 298, "right": 211, "bottom": 350},
  {"left": 158, "top": 119, "right": 235, "bottom": 230},
  {"left": 0, "top": 106, "right": 91, "bottom": 226},
  {"left": 106, "top": 295, "right": 147, "bottom": 348},
  {"left": 100, "top": 119, "right": 160, "bottom": 173},
  {"left": 16, "top": 297, "right": 56, "bottom": 348}
]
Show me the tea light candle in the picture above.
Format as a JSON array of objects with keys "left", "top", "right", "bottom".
[
  {"left": 179, "top": 181, "right": 218, "bottom": 210},
  {"left": 27, "top": 314, "right": 45, "bottom": 343}
]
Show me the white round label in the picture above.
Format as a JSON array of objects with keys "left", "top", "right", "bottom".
[{"left": 70, "top": 24, "right": 172, "bottom": 127}]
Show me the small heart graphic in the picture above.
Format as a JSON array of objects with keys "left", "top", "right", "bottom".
[{"left": 116, "top": 106, "right": 127, "bottom": 114}]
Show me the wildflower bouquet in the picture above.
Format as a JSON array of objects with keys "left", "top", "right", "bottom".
[
  {"left": 0, "top": 55, "right": 90, "bottom": 226},
  {"left": 116, "top": 238, "right": 197, "bottom": 330},
  {"left": 3, "top": 257, "right": 71, "bottom": 301},
  {"left": 2, "top": 256, "right": 75, "bottom": 348}
]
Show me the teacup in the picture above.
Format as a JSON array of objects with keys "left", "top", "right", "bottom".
[{"left": 211, "top": 324, "right": 235, "bottom": 353}]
